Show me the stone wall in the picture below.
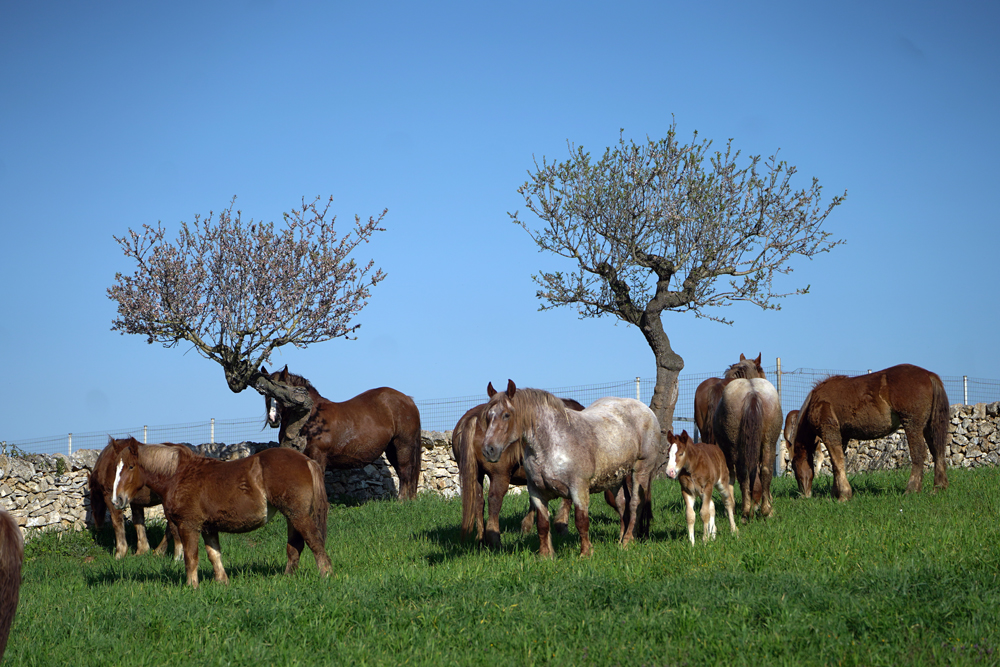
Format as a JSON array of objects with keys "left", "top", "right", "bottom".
[{"left": 4, "top": 404, "right": 999, "bottom": 540}]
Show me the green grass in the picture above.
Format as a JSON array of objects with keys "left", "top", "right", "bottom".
[{"left": 8, "top": 467, "right": 1000, "bottom": 666}]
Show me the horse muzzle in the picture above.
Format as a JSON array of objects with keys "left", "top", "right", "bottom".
[
  {"left": 111, "top": 494, "right": 129, "bottom": 511},
  {"left": 482, "top": 442, "right": 503, "bottom": 463}
]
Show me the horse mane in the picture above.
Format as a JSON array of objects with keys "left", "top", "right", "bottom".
[
  {"left": 136, "top": 444, "right": 182, "bottom": 477},
  {"left": 724, "top": 359, "right": 762, "bottom": 380},
  {"left": 509, "top": 388, "right": 569, "bottom": 439},
  {"left": 278, "top": 370, "right": 317, "bottom": 393}
]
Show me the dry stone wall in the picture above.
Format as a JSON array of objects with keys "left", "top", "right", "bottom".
[{"left": 4, "top": 403, "right": 999, "bottom": 540}]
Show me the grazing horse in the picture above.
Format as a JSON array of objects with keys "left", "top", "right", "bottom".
[
  {"left": 693, "top": 353, "right": 766, "bottom": 444},
  {"left": 781, "top": 410, "right": 825, "bottom": 473},
  {"left": 713, "top": 377, "right": 783, "bottom": 521},
  {"left": 481, "top": 381, "right": 659, "bottom": 558},
  {"left": 0, "top": 509, "right": 22, "bottom": 661},
  {"left": 792, "top": 364, "right": 949, "bottom": 501},
  {"left": 89, "top": 436, "right": 181, "bottom": 560},
  {"left": 112, "top": 437, "right": 332, "bottom": 588},
  {"left": 263, "top": 365, "right": 422, "bottom": 500},
  {"left": 454, "top": 391, "right": 624, "bottom": 547},
  {"left": 665, "top": 430, "right": 737, "bottom": 544}
]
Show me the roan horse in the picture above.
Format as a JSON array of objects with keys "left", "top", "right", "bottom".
[
  {"left": 0, "top": 509, "right": 22, "bottom": 661},
  {"left": 693, "top": 353, "right": 766, "bottom": 444},
  {"left": 712, "top": 375, "right": 783, "bottom": 521},
  {"left": 481, "top": 381, "right": 659, "bottom": 558},
  {"left": 89, "top": 436, "right": 181, "bottom": 560},
  {"left": 111, "top": 437, "right": 332, "bottom": 588},
  {"left": 263, "top": 366, "right": 422, "bottom": 500},
  {"left": 791, "top": 363, "right": 949, "bottom": 501},
  {"left": 454, "top": 389, "right": 623, "bottom": 547},
  {"left": 665, "top": 429, "right": 737, "bottom": 544}
]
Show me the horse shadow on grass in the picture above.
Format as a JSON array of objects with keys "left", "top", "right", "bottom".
[
  {"left": 774, "top": 472, "right": 912, "bottom": 500},
  {"left": 85, "top": 558, "right": 287, "bottom": 588}
]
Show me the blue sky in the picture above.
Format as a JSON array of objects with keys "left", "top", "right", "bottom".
[{"left": 2, "top": 1, "right": 998, "bottom": 442}]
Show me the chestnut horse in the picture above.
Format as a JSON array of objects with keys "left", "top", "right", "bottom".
[
  {"left": 712, "top": 376, "right": 782, "bottom": 521},
  {"left": 0, "top": 509, "right": 22, "bottom": 661},
  {"left": 481, "top": 381, "right": 659, "bottom": 558},
  {"left": 263, "top": 365, "right": 422, "bottom": 500},
  {"left": 693, "top": 353, "right": 766, "bottom": 444},
  {"left": 89, "top": 436, "right": 181, "bottom": 560},
  {"left": 781, "top": 410, "right": 825, "bottom": 473},
  {"left": 665, "top": 430, "right": 737, "bottom": 544},
  {"left": 454, "top": 390, "right": 623, "bottom": 547},
  {"left": 112, "top": 437, "right": 331, "bottom": 588},
  {"left": 792, "top": 364, "right": 949, "bottom": 501}
]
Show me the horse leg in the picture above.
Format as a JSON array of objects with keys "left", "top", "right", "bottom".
[
  {"left": 484, "top": 471, "right": 510, "bottom": 549},
  {"left": 528, "top": 485, "right": 554, "bottom": 558},
  {"left": 821, "top": 424, "right": 852, "bottom": 502},
  {"left": 759, "top": 434, "right": 775, "bottom": 518},
  {"left": 180, "top": 527, "right": 202, "bottom": 588},
  {"left": 169, "top": 521, "right": 185, "bottom": 562},
  {"left": 203, "top": 531, "right": 229, "bottom": 585},
  {"left": 132, "top": 505, "right": 150, "bottom": 555},
  {"left": 553, "top": 498, "right": 572, "bottom": 535},
  {"left": 387, "top": 434, "right": 421, "bottom": 501},
  {"left": 716, "top": 479, "right": 738, "bottom": 537},
  {"left": 569, "top": 488, "right": 592, "bottom": 557},
  {"left": 902, "top": 420, "right": 927, "bottom": 494},
  {"left": 701, "top": 490, "right": 717, "bottom": 542},
  {"left": 110, "top": 506, "right": 128, "bottom": 559},
  {"left": 474, "top": 470, "right": 486, "bottom": 542},
  {"left": 152, "top": 516, "right": 170, "bottom": 556},
  {"left": 682, "top": 488, "right": 696, "bottom": 545},
  {"left": 286, "top": 513, "right": 332, "bottom": 577},
  {"left": 285, "top": 520, "right": 304, "bottom": 575},
  {"left": 924, "top": 419, "right": 949, "bottom": 492},
  {"left": 792, "top": 438, "right": 816, "bottom": 499}
]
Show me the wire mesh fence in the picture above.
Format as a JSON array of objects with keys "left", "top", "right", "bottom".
[{"left": 5, "top": 367, "right": 998, "bottom": 456}]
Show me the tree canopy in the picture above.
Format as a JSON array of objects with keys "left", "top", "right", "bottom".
[{"left": 510, "top": 121, "right": 846, "bottom": 439}]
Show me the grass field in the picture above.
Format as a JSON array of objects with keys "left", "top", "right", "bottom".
[{"left": 7, "top": 467, "right": 1000, "bottom": 666}]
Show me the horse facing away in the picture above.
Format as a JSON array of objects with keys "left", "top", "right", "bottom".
[
  {"left": 693, "top": 353, "right": 766, "bottom": 444},
  {"left": 713, "top": 376, "right": 783, "bottom": 521},
  {"left": 792, "top": 364, "right": 949, "bottom": 501},
  {"left": 112, "top": 437, "right": 332, "bottom": 588},
  {"left": 481, "top": 381, "right": 659, "bottom": 558},
  {"left": 665, "top": 430, "right": 737, "bottom": 544},
  {"left": 89, "top": 436, "right": 181, "bottom": 560},
  {"left": 0, "top": 509, "right": 22, "bottom": 661},
  {"left": 263, "top": 365, "right": 422, "bottom": 500},
  {"left": 454, "top": 390, "right": 621, "bottom": 547}
]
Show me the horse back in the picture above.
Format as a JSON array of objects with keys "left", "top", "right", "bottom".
[
  {"left": 306, "top": 387, "right": 420, "bottom": 459},
  {"left": 694, "top": 378, "right": 725, "bottom": 443},
  {"left": 572, "top": 398, "right": 660, "bottom": 489},
  {"left": 173, "top": 454, "right": 269, "bottom": 533},
  {"left": 681, "top": 441, "right": 729, "bottom": 492}
]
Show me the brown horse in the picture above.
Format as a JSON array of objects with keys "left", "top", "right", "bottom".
[
  {"left": 481, "top": 381, "right": 658, "bottom": 558},
  {"left": 89, "top": 436, "right": 181, "bottom": 560},
  {"left": 0, "top": 509, "right": 22, "bottom": 661},
  {"left": 791, "top": 364, "right": 949, "bottom": 501},
  {"left": 713, "top": 376, "right": 783, "bottom": 521},
  {"left": 111, "top": 437, "right": 331, "bottom": 588},
  {"left": 693, "top": 353, "right": 766, "bottom": 444},
  {"left": 781, "top": 409, "right": 825, "bottom": 473},
  {"left": 263, "top": 365, "right": 422, "bottom": 500},
  {"left": 454, "top": 390, "right": 622, "bottom": 547},
  {"left": 665, "top": 430, "right": 737, "bottom": 544}
]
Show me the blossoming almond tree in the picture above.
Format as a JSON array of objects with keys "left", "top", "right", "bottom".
[{"left": 108, "top": 196, "right": 387, "bottom": 450}]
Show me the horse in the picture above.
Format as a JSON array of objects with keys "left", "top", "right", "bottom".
[
  {"left": 89, "top": 436, "right": 182, "bottom": 560},
  {"left": 712, "top": 376, "right": 783, "bottom": 521},
  {"left": 665, "top": 430, "right": 737, "bottom": 544},
  {"left": 263, "top": 365, "right": 422, "bottom": 500},
  {"left": 111, "top": 437, "right": 332, "bottom": 588},
  {"left": 693, "top": 353, "right": 766, "bottom": 444},
  {"left": 480, "top": 380, "right": 659, "bottom": 558},
  {"left": 781, "top": 410, "right": 825, "bottom": 473},
  {"left": 454, "top": 390, "right": 623, "bottom": 547},
  {"left": 0, "top": 509, "right": 22, "bottom": 661},
  {"left": 791, "top": 364, "right": 949, "bottom": 501}
]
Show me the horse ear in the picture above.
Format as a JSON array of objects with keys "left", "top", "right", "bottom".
[
  {"left": 740, "top": 353, "right": 747, "bottom": 361},
  {"left": 260, "top": 365, "right": 269, "bottom": 375},
  {"left": 505, "top": 379, "right": 516, "bottom": 399},
  {"left": 128, "top": 438, "right": 139, "bottom": 457},
  {"left": 754, "top": 353, "right": 762, "bottom": 365},
  {"left": 680, "top": 429, "right": 690, "bottom": 441},
  {"left": 666, "top": 430, "right": 675, "bottom": 442},
  {"left": 487, "top": 382, "right": 497, "bottom": 398}
]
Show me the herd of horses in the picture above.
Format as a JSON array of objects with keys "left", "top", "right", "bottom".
[{"left": 76, "top": 357, "right": 951, "bottom": 590}]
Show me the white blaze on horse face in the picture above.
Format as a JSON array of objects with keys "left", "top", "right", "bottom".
[
  {"left": 112, "top": 460, "right": 126, "bottom": 507},
  {"left": 268, "top": 400, "right": 278, "bottom": 424},
  {"left": 666, "top": 442, "right": 679, "bottom": 479}
]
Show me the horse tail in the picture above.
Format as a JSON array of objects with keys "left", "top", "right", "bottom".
[
  {"left": 88, "top": 471, "right": 107, "bottom": 530},
  {"left": 405, "top": 406, "right": 423, "bottom": 500},
  {"left": 308, "top": 459, "right": 328, "bottom": 543},
  {"left": 929, "top": 373, "right": 950, "bottom": 460},
  {"left": 455, "top": 412, "right": 480, "bottom": 541},
  {"left": 0, "top": 509, "right": 22, "bottom": 661},
  {"left": 739, "top": 390, "right": 765, "bottom": 504}
]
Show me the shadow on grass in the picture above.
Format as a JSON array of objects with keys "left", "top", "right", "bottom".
[{"left": 85, "top": 558, "right": 287, "bottom": 587}]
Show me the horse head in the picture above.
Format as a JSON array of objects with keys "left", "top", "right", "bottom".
[
  {"left": 111, "top": 438, "right": 144, "bottom": 511},
  {"left": 665, "top": 430, "right": 694, "bottom": 479},
  {"left": 725, "top": 353, "right": 765, "bottom": 381},
  {"left": 482, "top": 380, "right": 518, "bottom": 463}
]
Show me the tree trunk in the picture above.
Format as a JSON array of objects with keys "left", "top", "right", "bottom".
[{"left": 639, "top": 310, "right": 684, "bottom": 477}]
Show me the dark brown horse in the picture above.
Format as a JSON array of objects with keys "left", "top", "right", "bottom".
[
  {"left": 481, "top": 381, "right": 659, "bottom": 558},
  {"left": 263, "top": 365, "right": 422, "bottom": 500},
  {"left": 454, "top": 391, "right": 621, "bottom": 547},
  {"left": 0, "top": 509, "right": 22, "bottom": 661},
  {"left": 693, "top": 353, "right": 766, "bottom": 444},
  {"left": 89, "top": 436, "right": 181, "bottom": 560},
  {"left": 111, "top": 437, "right": 331, "bottom": 588},
  {"left": 791, "top": 364, "right": 949, "bottom": 501},
  {"left": 665, "top": 430, "right": 737, "bottom": 544},
  {"left": 713, "top": 376, "right": 783, "bottom": 520}
]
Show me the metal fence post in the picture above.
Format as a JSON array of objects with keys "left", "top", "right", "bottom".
[
  {"left": 635, "top": 377, "right": 640, "bottom": 401},
  {"left": 964, "top": 376, "right": 968, "bottom": 405},
  {"left": 68, "top": 433, "right": 72, "bottom": 457},
  {"left": 775, "top": 357, "right": 782, "bottom": 476},
  {"left": 211, "top": 418, "right": 215, "bottom": 444},
  {"left": 143, "top": 425, "right": 147, "bottom": 444}
]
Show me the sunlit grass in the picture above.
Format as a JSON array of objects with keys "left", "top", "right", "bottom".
[{"left": 8, "top": 467, "right": 1000, "bottom": 666}]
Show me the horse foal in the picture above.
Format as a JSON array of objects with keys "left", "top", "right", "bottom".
[{"left": 665, "top": 430, "right": 737, "bottom": 544}]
